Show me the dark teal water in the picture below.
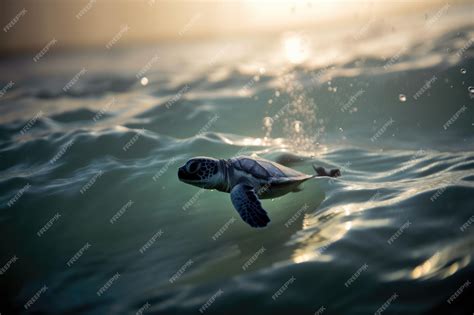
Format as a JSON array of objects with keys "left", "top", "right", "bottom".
[{"left": 1, "top": 8, "right": 474, "bottom": 315}]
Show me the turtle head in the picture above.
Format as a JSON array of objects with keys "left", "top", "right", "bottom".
[{"left": 178, "top": 157, "right": 222, "bottom": 189}]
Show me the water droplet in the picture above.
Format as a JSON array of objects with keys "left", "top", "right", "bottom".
[
  {"left": 268, "top": 99, "right": 273, "bottom": 104},
  {"left": 461, "top": 68, "right": 467, "bottom": 74},
  {"left": 275, "top": 91, "right": 280, "bottom": 97},
  {"left": 469, "top": 86, "right": 474, "bottom": 96},
  {"left": 253, "top": 75, "right": 260, "bottom": 82},
  {"left": 328, "top": 81, "right": 332, "bottom": 85},
  {"left": 339, "top": 127, "right": 344, "bottom": 132},
  {"left": 328, "top": 87, "right": 333, "bottom": 92},
  {"left": 259, "top": 67, "right": 266, "bottom": 74},
  {"left": 140, "top": 77, "right": 149, "bottom": 86},
  {"left": 332, "top": 86, "right": 337, "bottom": 92},
  {"left": 263, "top": 117, "right": 273, "bottom": 128},
  {"left": 293, "top": 120, "right": 303, "bottom": 133},
  {"left": 399, "top": 94, "right": 407, "bottom": 102}
]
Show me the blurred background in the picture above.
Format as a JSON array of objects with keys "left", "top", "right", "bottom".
[
  {"left": 0, "top": 0, "right": 465, "bottom": 53},
  {"left": 1, "top": 1, "right": 473, "bottom": 314}
]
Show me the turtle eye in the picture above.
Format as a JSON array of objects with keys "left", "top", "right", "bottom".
[{"left": 187, "top": 161, "right": 200, "bottom": 173}]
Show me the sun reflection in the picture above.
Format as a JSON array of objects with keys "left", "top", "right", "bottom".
[
  {"left": 282, "top": 33, "right": 309, "bottom": 64},
  {"left": 291, "top": 202, "right": 359, "bottom": 264},
  {"left": 293, "top": 252, "right": 314, "bottom": 264},
  {"left": 345, "top": 221, "right": 352, "bottom": 231},
  {"left": 411, "top": 246, "right": 471, "bottom": 280},
  {"left": 242, "top": 137, "right": 262, "bottom": 146}
]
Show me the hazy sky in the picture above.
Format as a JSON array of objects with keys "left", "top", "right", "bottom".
[{"left": 0, "top": 0, "right": 466, "bottom": 53}]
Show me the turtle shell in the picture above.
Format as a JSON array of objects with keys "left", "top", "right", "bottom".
[{"left": 230, "top": 156, "right": 308, "bottom": 180}]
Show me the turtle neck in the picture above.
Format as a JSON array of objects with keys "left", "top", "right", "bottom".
[{"left": 217, "top": 159, "right": 232, "bottom": 192}]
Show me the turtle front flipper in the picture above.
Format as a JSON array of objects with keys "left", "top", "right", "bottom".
[{"left": 230, "top": 183, "right": 270, "bottom": 228}]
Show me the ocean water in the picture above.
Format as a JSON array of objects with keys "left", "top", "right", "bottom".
[{"left": 1, "top": 6, "right": 474, "bottom": 315}]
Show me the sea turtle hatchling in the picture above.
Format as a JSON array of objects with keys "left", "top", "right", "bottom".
[{"left": 177, "top": 156, "right": 340, "bottom": 228}]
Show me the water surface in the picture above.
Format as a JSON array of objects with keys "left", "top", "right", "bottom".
[{"left": 1, "top": 5, "right": 474, "bottom": 315}]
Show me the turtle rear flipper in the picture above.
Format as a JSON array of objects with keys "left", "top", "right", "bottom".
[{"left": 312, "top": 165, "right": 341, "bottom": 178}]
